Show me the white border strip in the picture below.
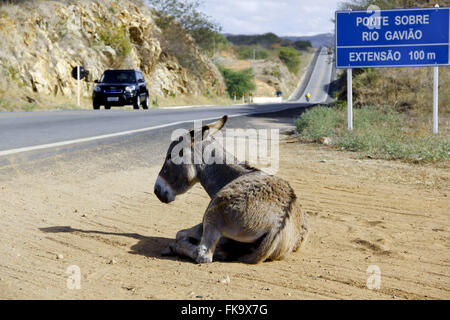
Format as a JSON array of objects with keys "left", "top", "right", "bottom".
[{"left": 337, "top": 43, "right": 449, "bottom": 49}]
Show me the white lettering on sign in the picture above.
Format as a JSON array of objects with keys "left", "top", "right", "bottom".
[
  {"left": 349, "top": 50, "right": 401, "bottom": 62},
  {"left": 395, "top": 14, "right": 429, "bottom": 25},
  {"left": 362, "top": 31, "right": 379, "bottom": 41},
  {"left": 385, "top": 28, "right": 423, "bottom": 41},
  {"left": 356, "top": 16, "right": 389, "bottom": 28},
  {"left": 356, "top": 13, "right": 433, "bottom": 42}
]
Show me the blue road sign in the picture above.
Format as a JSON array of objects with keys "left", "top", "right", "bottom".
[{"left": 335, "top": 7, "right": 450, "bottom": 68}]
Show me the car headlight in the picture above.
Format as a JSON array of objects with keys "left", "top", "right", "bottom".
[
  {"left": 94, "top": 86, "right": 101, "bottom": 92},
  {"left": 125, "top": 86, "right": 135, "bottom": 93}
]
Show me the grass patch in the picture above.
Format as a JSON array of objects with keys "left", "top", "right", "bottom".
[
  {"left": 23, "top": 103, "right": 36, "bottom": 112},
  {"left": 296, "top": 104, "right": 449, "bottom": 163}
]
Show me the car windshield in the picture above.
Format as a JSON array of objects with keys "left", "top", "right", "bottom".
[{"left": 101, "top": 71, "right": 136, "bottom": 83}]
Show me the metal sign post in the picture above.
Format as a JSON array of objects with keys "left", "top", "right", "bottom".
[
  {"left": 77, "top": 66, "right": 80, "bottom": 107},
  {"left": 347, "top": 68, "right": 353, "bottom": 131},
  {"left": 71, "top": 66, "right": 86, "bottom": 107},
  {"left": 335, "top": 6, "right": 450, "bottom": 134},
  {"left": 433, "top": 65, "right": 439, "bottom": 135}
]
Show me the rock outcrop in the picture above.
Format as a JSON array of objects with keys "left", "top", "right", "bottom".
[{"left": 0, "top": 0, "right": 224, "bottom": 104}]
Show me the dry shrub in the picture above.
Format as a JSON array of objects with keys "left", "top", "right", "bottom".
[{"left": 340, "top": 67, "right": 450, "bottom": 116}]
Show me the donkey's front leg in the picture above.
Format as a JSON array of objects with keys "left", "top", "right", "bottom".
[
  {"left": 176, "top": 223, "right": 203, "bottom": 242},
  {"left": 170, "top": 225, "right": 221, "bottom": 264},
  {"left": 194, "top": 225, "right": 221, "bottom": 264},
  {"left": 162, "top": 224, "right": 203, "bottom": 256},
  {"left": 169, "top": 239, "right": 198, "bottom": 260}
]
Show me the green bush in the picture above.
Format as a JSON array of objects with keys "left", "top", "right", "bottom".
[
  {"left": 218, "top": 66, "right": 255, "bottom": 98},
  {"left": 278, "top": 47, "right": 300, "bottom": 74},
  {"left": 296, "top": 105, "right": 450, "bottom": 163}
]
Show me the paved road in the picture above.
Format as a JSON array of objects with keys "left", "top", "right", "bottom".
[
  {"left": 0, "top": 103, "right": 304, "bottom": 156},
  {"left": 0, "top": 47, "right": 335, "bottom": 159},
  {"left": 291, "top": 47, "right": 335, "bottom": 103}
]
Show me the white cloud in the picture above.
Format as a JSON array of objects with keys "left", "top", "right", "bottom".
[{"left": 200, "top": 0, "right": 343, "bottom": 36}]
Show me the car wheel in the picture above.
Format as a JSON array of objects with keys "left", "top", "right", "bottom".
[
  {"left": 93, "top": 103, "right": 100, "bottom": 110},
  {"left": 142, "top": 95, "right": 149, "bottom": 109},
  {"left": 105, "top": 104, "right": 111, "bottom": 110},
  {"left": 133, "top": 95, "right": 140, "bottom": 110}
]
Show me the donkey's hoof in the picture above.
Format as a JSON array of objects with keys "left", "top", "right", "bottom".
[{"left": 195, "top": 255, "right": 213, "bottom": 264}]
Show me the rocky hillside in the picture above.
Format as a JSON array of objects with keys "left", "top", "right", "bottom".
[{"left": 0, "top": 0, "right": 224, "bottom": 110}]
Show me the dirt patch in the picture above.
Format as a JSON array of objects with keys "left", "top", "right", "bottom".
[{"left": 0, "top": 134, "right": 448, "bottom": 299}]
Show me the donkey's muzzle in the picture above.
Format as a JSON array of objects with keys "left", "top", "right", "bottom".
[
  {"left": 154, "top": 176, "right": 175, "bottom": 203},
  {"left": 154, "top": 185, "right": 168, "bottom": 203}
]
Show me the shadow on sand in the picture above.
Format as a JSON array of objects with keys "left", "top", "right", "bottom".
[
  {"left": 39, "top": 226, "right": 192, "bottom": 262},
  {"left": 39, "top": 226, "right": 257, "bottom": 263}
]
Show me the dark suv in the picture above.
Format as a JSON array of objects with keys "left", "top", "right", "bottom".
[{"left": 92, "top": 69, "right": 149, "bottom": 110}]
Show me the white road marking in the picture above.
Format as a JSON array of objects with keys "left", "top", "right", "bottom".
[{"left": 0, "top": 108, "right": 291, "bottom": 157}]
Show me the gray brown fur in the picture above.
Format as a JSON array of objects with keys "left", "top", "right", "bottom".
[{"left": 154, "top": 116, "right": 309, "bottom": 264}]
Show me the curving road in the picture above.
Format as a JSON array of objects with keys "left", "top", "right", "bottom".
[
  {"left": 290, "top": 47, "right": 335, "bottom": 103},
  {"left": 0, "top": 48, "right": 335, "bottom": 160}
]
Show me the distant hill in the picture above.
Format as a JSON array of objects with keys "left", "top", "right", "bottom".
[
  {"left": 282, "top": 33, "right": 334, "bottom": 48},
  {"left": 225, "top": 32, "right": 282, "bottom": 48},
  {"left": 224, "top": 32, "right": 312, "bottom": 51}
]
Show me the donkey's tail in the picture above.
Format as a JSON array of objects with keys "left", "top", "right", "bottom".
[
  {"left": 237, "top": 227, "right": 281, "bottom": 264},
  {"left": 237, "top": 197, "right": 308, "bottom": 264}
]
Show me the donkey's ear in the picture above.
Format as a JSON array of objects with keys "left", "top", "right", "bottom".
[{"left": 202, "top": 115, "right": 228, "bottom": 139}]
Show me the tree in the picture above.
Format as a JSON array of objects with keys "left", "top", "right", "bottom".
[
  {"left": 338, "top": 0, "right": 435, "bottom": 10},
  {"left": 218, "top": 66, "right": 255, "bottom": 98},
  {"left": 145, "top": 0, "right": 222, "bottom": 52},
  {"left": 294, "top": 40, "right": 312, "bottom": 51}
]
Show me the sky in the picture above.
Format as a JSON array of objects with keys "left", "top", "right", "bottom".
[{"left": 199, "top": 0, "right": 343, "bottom": 36}]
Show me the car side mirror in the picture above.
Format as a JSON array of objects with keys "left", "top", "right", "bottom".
[{"left": 94, "top": 79, "right": 99, "bottom": 83}]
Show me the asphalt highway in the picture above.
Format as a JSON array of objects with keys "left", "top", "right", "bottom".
[{"left": 0, "top": 48, "right": 335, "bottom": 161}]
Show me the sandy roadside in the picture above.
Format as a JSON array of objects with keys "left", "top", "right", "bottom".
[{"left": 0, "top": 133, "right": 448, "bottom": 299}]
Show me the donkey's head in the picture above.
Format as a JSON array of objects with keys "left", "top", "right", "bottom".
[{"left": 154, "top": 115, "right": 228, "bottom": 203}]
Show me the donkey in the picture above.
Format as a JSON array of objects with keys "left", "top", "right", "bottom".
[{"left": 154, "top": 116, "right": 308, "bottom": 264}]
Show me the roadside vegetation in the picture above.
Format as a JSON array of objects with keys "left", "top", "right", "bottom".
[
  {"left": 217, "top": 32, "right": 313, "bottom": 98},
  {"left": 218, "top": 66, "right": 255, "bottom": 99},
  {"left": 226, "top": 32, "right": 310, "bottom": 75},
  {"left": 296, "top": 104, "right": 449, "bottom": 163}
]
